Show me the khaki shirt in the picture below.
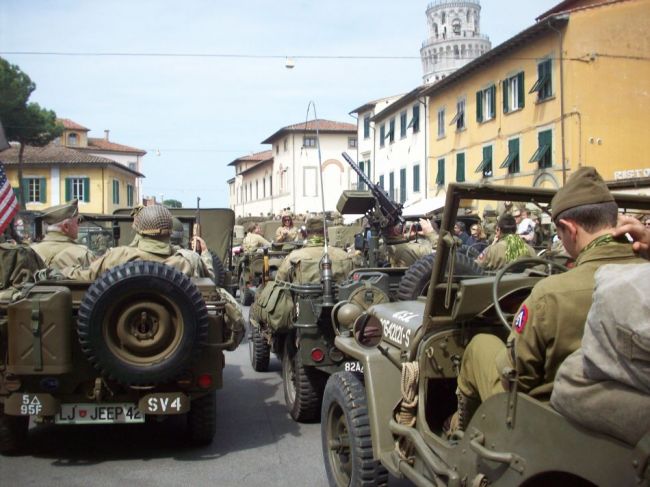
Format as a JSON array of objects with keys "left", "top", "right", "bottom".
[
  {"left": 275, "top": 225, "right": 298, "bottom": 243},
  {"left": 275, "top": 243, "right": 354, "bottom": 283},
  {"left": 174, "top": 248, "right": 215, "bottom": 280},
  {"left": 242, "top": 232, "right": 271, "bottom": 253},
  {"left": 63, "top": 235, "right": 192, "bottom": 280},
  {"left": 385, "top": 239, "right": 433, "bottom": 267},
  {"left": 500, "top": 240, "right": 645, "bottom": 399},
  {"left": 476, "top": 237, "right": 537, "bottom": 271},
  {"left": 32, "top": 231, "right": 95, "bottom": 270}
]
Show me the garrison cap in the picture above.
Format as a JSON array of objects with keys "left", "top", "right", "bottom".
[
  {"left": 132, "top": 205, "right": 173, "bottom": 236},
  {"left": 42, "top": 200, "right": 79, "bottom": 225},
  {"left": 551, "top": 167, "right": 615, "bottom": 218}
]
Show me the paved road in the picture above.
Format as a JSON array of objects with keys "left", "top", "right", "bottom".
[{"left": 1, "top": 311, "right": 412, "bottom": 487}]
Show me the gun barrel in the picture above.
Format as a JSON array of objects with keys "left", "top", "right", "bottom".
[{"left": 342, "top": 152, "right": 374, "bottom": 189}]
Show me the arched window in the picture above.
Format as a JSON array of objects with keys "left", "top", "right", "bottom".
[
  {"left": 433, "top": 23, "right": 438, "bottom": 38},
  {"left": 452, "top": 18, "right": 461, "bottom": 35},
  {"left": 441, "top": 12, "right": 446, "bottom": 24},
  {"left": 68, "top": 133, "right": 78, "bottom": 146}
]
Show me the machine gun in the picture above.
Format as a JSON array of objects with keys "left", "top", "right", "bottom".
[
  {"left": 341, "top": 152, "right": 405, "bottom": 231},
  {"left": 340, "top": 152, "right": 407, "bottom": 267}
]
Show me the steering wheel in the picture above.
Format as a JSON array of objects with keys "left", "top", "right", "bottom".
[{"left": 492, "top": 257, "right": 569, "bottom": 332}]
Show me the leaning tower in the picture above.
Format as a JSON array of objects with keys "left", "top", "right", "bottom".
[{"left": 421, "top": 0, "right": 492, "bottom": 84}]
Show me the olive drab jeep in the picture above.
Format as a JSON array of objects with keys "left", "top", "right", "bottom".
[
  {"left": 0, "top": 208, "right": 241, "bottom": 453},
  {"left": 319, "top": 184, "right": 650, "bottom": 487}
]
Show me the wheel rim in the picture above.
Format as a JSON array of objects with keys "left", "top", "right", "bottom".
[
  {"left": 103, "top": 293, "right": 184, "bottom": 365},
  {"left": 326, "top": 401, "right": 352, "bottom": 486},
  {"left": 283, "top": 349, "right": 297, "bottom": 406}
]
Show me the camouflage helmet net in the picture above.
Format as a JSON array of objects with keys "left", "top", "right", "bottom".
[{"left": 132, "top": 205, "right": 173, "bottom": 236}]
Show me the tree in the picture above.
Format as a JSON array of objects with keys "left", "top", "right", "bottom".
[
  {"left": 0, "top": 57, "right": 62, "bottom": 209},
  {"left": 163, "top": 199, "right": 183, "bottom": 208}
]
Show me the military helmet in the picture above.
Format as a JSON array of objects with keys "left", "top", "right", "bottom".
[{"left": 132, "top": 205, "right": 173, "bottom": 236}]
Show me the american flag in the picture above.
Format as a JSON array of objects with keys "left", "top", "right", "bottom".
[{"left": 0, "top": 162, "right": 19, "bottom": 235}]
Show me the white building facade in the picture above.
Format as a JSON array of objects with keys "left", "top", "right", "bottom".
[
  {"left": 421, "top": 0, "right": 491, "bottom": 84},
  {"left": 228, "top": 120, "right": 357, "bottom": 217}
]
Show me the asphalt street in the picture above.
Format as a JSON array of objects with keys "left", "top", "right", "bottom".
[{"left": 0, "top": 307, "right": 412, "bottom": 487}]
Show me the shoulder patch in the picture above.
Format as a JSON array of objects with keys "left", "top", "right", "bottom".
[{"left": 514, "top": 305, "right": 528, "bottom": 334}]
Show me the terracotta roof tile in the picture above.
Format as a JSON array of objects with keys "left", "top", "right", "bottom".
[
  {"left": 228, "top": 149, "right": 273, "bottom": 167},
  {"left": 261, "top": 119, "right": 356, "bottom": 144},
  {"left": 58, "top": 118, "right": 90, "bottom": 131},
  {"left": 0, "top": 141, "right": 144, "bottom": 177},
  {"left": 84, "top": 137, "right": 147, "bottom": 155}
]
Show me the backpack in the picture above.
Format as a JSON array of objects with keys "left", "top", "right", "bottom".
[{"left": 0, "top": 243, "right": 45, "bottom": 291}]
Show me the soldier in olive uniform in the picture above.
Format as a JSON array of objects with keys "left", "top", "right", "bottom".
[
  {"left": 243, "top": 222, "right": 271, "bottom": 253},
  {"left": 62, "top": 205, "right": 194, "bottom": 280},
  {"left": 31, "top": 200, "right": 95, "bottom": 269},
  {"left": 275, "top": 212, "right": 299, "bottom": 243},
  {"left": 384, "top": 219, "right": 436, "bottom": 268},
  {"left": 275, "top": 217, "right": 354, "bottom": 283},
  {"left": 475, "top": 214, "right": 536, "bottom": 271},
  {"left": 170, "top": 217, "right": 215, "bottom": 280},
  {"left": 450, "top": 167, "right": 647, "bottom": 432}
]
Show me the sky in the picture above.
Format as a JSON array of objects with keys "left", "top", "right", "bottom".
[{"left": 0, "top": 0, "right": 560, "bottom": 208}]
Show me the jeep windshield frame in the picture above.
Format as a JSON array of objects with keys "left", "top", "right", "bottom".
[{"left": 423, "top": 183, "right": 650, "bottom": 335}]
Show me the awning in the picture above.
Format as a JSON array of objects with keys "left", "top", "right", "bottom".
[
  {"left": 500, "top": 150, "right": 519, "bottom": 169},
  {"left": 529, "top": 73, "right": 549, "bottom": 94},
  {"left": 529, "top": 144, "right": 550, "bottom": 163}
]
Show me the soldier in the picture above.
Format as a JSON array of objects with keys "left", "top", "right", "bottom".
[
  {"left": 449, "top": 167, "right": 647, "bottom": 433},
  {"left": 385, "top": 221, "right": 434, "bottom": 268},
  {"left": 62, "top": 205, "right": 193, "bottom": 280},
  {"left": 242, "top": 222, "right": 271, "bottom": 253},
  {"left": 475, "top": 214, "right": 536, "bottom": 270},
  {"left": 275, "top": 217, "right": 354, "bottom": 283},
  {"left": 31, "top": 200, "right": 95, "bottom": 269},
  {"left": 275, "top": 211, "right": 298, "bottom": 243},
  {"left": 170, "top": 217, "right": 215, "bottom": 280}
]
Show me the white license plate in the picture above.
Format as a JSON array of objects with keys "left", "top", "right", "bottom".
[
  {"left": 343, "top": 361, "right": 364, "bottom": 374},
  {"left": 55, "top": 403, "right": 144, "bottom": 425}
]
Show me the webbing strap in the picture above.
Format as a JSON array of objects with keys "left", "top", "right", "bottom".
[{"left": 30, "top": 298, "right": 43, "bottom": 371}]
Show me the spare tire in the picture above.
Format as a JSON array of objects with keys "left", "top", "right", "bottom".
[
  {"left": 397, "top": 252, "right": 484, "bottom": 301},
  {"left": 77, "top": 261, "right": 209, "bottom": 385},
  {"left": 210, "top": 251, "right": 226, "bottom": 286}
]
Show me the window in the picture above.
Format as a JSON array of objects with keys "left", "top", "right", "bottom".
[
  {"left": 283, "top": 138, "right": 288, "bottom": 152},
  {"left": 437, "top": 108, "right": 445, "bottom": 137},
  {"left": 269, "top": 175, "right": 273, "bottom": 196},
  {"left": 503, "top": 72, "right": 525, "bottom": 113},
  {"left": 400, "top": 111, "right": 407, "bottom": 138},
  {"left": 476, "top": 146, "right": 493, "bottom": 178},
  {"left": 388, "top": 118, "right": 395, "bottom": 144},
  {"left": 348, "top": 137, "right": 357, "bottom": 149},
  {"left": 127, "top": 184, "right": 134, "bottom": 207},
  {"left": 263, "top": 177, "right": 266, "bottom": 198},
  {"left": 380, "top": 124, "right": 386, "bottom": 148},
  {"left": 112, "top": 180, "right": 120, "bottom": 205},
  {"left": 409, "top": 104, "right": 421, "bottom": 133},
  {"left": 68, "top": 133, "right": 78, "bottom": 146},
  {"left": 389, "top": 172, "right": 395, "bottom": 200},
  {"left": 500, "top": 138, "right": 520, "bottom": 174},
  {"left": 363, "top": 116, "right": 371, "bottom": 139},
  {"left": 276, "top": 144, "right": 279, "bottom": 155},
  {"left": 450, "top": 98, "right": 465, "bottom": 130},
  {"left": 436, "top": 159, "right": 445, "bottom": 186},
  {"left": 304, "top": 167, "right": 318, "bottom": 196},
  {"left": 128, "top": 162, "right": 137, "bottom": 171},
  {"left": 358, "top": 160, "right": 371, "bottom": 190},
  {"left": 65, "top": 177, "right": 90, "bottom": 202},
  {"left": 530, "top": 58, "right": 552, "bottom": 101},
  {"left": 530, "top": 130, "right": 553, "bottom": 169},
  {"left": 452, "top": 18, "right": 461, "bottom": 35},
  {"left": 399, "top": 168, "right": 406, "bottom": 204},
  {"left": 379, "top": 175, "right": 385, "bottom": 189},
  {"left": 413, "top": 164, "right": 420, "bottom": 192},
  {"left": 303, "top": 136, "right": 317, "bottom": 148},
  {"left": 24, "top": 177, "right": 46, "bottom": 203},
  {"left": 476, "top": 85, "right": 496, "bottom": 122},
  {"left": 256, "top": 180, "right": 259, "bottom": 199},
  {"left": 456, "top": 153, "right": 465, "bottom": 182}
]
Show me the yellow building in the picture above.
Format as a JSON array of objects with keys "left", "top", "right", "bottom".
[
  {"left": 0, "top": 119, "right": 144, "bottom": 214},
  {"left": 423, "top": 0, "right": 650, "bottom": 195}
]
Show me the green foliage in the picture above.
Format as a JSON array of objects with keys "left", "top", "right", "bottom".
[
  {"left": 0, "top": 57, "right": 63, "bottom": 209},
  {"left": 163, "top": 199, "right": 183, "bottom": 208}
]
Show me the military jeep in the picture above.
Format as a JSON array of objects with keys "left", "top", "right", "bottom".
[
  {"left": 319, "top": 183, "right": 650, "bottom": 487},
  {"left": 0, "top": 208, "right": 240, "bottom": 453}
]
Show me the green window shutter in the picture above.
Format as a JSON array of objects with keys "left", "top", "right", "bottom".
[
  {"left": 456, "top": 153, "right": 465, "bottom": 182},
  {"left": 489, "top": 85, "right": 496, "bottom": 119},
  {"left": 517, "top": 72, "right": 525, "bottom": 108},
  {"left": 502, "top": 79, "right": 509, "bottom": 114},
  {"left": 65, "top": 178, "right": 72, "bottom": 201},
  {"left": 21, "top": 178, "right": 29, "bottom": 203},
  {"left": 40, "top": 178, "right": 47, "bottom": 203},
  {"left": 379, "top": 175, "right": 384, "bottom": 189},
  {"left": 83, "top": 177, "right": 90, "bottom": 202},
  {"left": 476, "top": 91, "right": 483, "bottom": 122},
  {"left": 436, "top": 159, "right": 445, "bottom": 186},
  {"left": 413, "top": 164, "right": 420, "bottom": 192}
]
